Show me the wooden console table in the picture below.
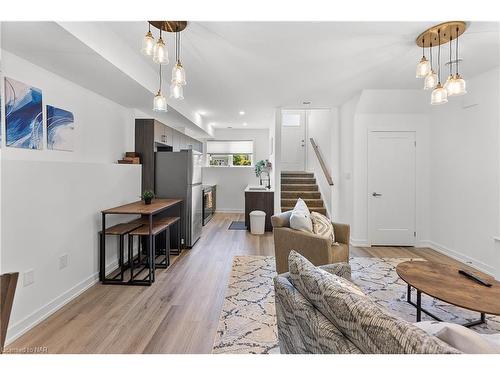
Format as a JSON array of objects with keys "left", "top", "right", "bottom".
[{"left": 101, "top": 198, "right": 183, "bottom": 286}]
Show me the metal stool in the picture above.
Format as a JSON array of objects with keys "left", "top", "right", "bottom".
[
  {"left": 128, "top": 220, "right": 173, "bottom": 283},
  {"left": 99, "top": 221, "right": 142, "bottom": 283}
]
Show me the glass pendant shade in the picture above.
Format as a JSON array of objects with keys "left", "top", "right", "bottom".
[
  {"left": 451, "top": 74, "right": 467, "bottom": 96},
  {"left": 141, "top": 31, "right": 155, "bottom": 56},
  {"left": 153, "top": 37, "right": 169, "bottom": 65},
  {"left": 171, "top": 62, "right": 186, "bottom": 86},
  {"left": 153, "top": 91, "right": 168, "bottom": 112},
  {"left": 170, "top": 82, "right": 184, "bottom": 100},
  {"left": 431, "top": 83, "right": 448, "bottom": 105},
  {"left": 423, "top": 70, "right": 438, "bottom": 90},
  {"left": 444, "top": 74, "right": 457, "bottom": 95},
  {"left": 416, "top": 56, "right": 431, "bottom": 78}
]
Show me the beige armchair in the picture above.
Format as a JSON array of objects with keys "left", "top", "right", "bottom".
[{"left": 271, "top": 211, "right": 350, "bottom": 274}]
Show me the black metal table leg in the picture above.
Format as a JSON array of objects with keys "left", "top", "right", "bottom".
[
  {"left": 119, "top": 235, "right": 124, "bottom": 281},
  {"left": 149, "top": 214, "right": 154, "bottom": 284},
  {"left": 128, "top": 234, "right": 133, "bottom": 280},
  {"left": 405, "top": 282, "right": 487, "bottom": 327},
  {"left": 179, "top": 201, "right": 184, "bottom": 248},
  {"left": 177, "top": 219, "right": 181, "bottom": 255},
  {"left": 416, "top": 290, "right": 422, "bottom": 322},
  {"left": 100, "top": 213, "right": 106, "bottom": 281},
  {"left": 463, "top": 313, "right": 487, "bottom": 328}
]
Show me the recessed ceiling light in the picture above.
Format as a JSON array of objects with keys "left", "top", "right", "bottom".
[
  {"left": 239, "top": 111, "right": 245, "bottom": 115},
  {"left": 198, "top": 111, "right": 207, "bottom": 116},
  {"left": 243, "top": 122, "right": 248, "bottom": 126}
]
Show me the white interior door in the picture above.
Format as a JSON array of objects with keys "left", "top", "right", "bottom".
[
  {"left": 368, "top": 131, "right": 416, "bottom": 246},
  {"left": 281, "top": 110, "right": 305, "bottom": 171}
]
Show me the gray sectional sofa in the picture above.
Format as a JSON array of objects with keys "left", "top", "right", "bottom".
[{"left": 273, "top": 251, "right": 460, "bottom": 354}]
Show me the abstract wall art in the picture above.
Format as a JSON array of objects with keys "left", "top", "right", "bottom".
[
  {"left": 4, "top": 77, "right": 43, "bottom": 149},
  {"left": 46, "top": 105, "right": 74, "bottom": 151}
]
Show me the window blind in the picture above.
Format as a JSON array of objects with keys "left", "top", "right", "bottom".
[{"left": 206, "top": 140, "right": 253, "bottom": 154}]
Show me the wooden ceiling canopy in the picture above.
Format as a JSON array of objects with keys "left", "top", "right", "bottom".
[
  {"left": 416, "top": 21, "right": 467, "bottom": 47},
  {"left": 148, "top": 21, "right": 188, "bottom": 33}
]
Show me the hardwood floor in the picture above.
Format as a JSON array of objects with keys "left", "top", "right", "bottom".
[{"left": 8, "top": 213, "right": 471, "bottom": 354}]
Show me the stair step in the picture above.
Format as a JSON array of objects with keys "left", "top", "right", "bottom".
[
  {"left": 281, "top": 177, "right": 316, "bottom": 185},
  {"left": 282, "top": 207, "right": 327, "bottom": 215},
  {"left": 281, "top": 199, "right": 324, "bottom": 208},
  {"left": 281, "top": 191, "right": 321, "bottom": 199},
  {"left": 281, "top": 171, "right": 314, "bottom": 178},
  {"left": 281, "top": 184, "right": 319, "bottom": 191}
]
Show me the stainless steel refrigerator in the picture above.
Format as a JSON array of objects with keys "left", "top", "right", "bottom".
[{"left": 155, "top": 150, "right": 203, "bottom": 247}]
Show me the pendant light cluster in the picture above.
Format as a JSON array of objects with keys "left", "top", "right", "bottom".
[
  {"left": 141, "top": 21, "right": 188, "bottom": 112},
  {"left": 415, "top": 21, "right": 468, "bottom": 105}
]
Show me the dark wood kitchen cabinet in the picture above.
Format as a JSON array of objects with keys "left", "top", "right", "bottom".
[
  {"left": 135, "top": 119, "right": 203, "bottom": 193},
  {"left": 244, "top": 190, "right": 274, "bottom": 232}
]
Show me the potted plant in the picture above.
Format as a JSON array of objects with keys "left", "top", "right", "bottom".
[
  {"left": 254, "top": 160, "right": 272, "bottom": 188},
  {"left": 141, "top": 190, "right": 155, "bottom": 205}
]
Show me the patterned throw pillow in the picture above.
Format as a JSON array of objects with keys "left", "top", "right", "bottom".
[
  {"left": 287, "top": 251, "right": 459, "bottom": 354},
  {"left": 310, "top": 211, "right": 335, "bottom": 245}
]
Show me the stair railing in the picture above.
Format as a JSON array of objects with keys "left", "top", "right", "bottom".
[{"left": 309, "top": 138, "right": 334, "bottom": 186}]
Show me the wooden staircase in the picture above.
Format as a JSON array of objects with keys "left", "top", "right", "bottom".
[{"left": 281, "top": 171, "right": 327, "bottom": 215}]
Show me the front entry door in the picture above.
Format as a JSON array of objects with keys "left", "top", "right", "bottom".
[
  {"left": 368, "top": 131, "right": 416, "bottom": 246},
  {"left": 281, "top": 110, "right": 305, "bottom": 171}
]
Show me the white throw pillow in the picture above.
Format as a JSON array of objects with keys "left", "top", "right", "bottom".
[
  {"left": 289, "top": 198, "right": 313, "bottom": 233},
  {"left": 414, "top": 321, "right": 500, "bottom": 354},
  {"left": 310, "top": 211, "right": 335, "bottom": 245}
]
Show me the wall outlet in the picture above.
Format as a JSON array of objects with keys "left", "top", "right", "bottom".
[
  {"left": 59, "top": 254, "right": 69, "bottom": 270},
  {"left": 23, "top": 269, "right": 35, "bottom": 287}
]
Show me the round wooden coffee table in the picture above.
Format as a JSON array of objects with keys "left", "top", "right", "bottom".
[{"left": 396, "top": 261, "right": 500, "bottom": 327}]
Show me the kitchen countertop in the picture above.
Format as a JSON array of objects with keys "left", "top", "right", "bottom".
[
  {"left": 245, "top": 185, "right": 274, "bottom": 193},
  {"left": 202, "top": 184, "right": 216, "bottom": 192}
]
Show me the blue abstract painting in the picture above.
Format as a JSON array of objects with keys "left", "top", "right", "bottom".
[
  {"left": 4, "top": 77, "right": 43, "bottom": 149},
  {"left": 46, "top": 105, "right": 74, "bottom": 151}
]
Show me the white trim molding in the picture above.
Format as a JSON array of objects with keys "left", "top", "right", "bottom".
[
  {"left": 5, "top": 260, "right": 118, "bottom": 345},
  {"left": 215, "top": 209, "right": 245, "bottom": 214},
  {"left": 424, "top": 240, "right": 496, "bottom": 278},
  {"left": 350, "top": 238, "right": 370, "bottom": 247}
]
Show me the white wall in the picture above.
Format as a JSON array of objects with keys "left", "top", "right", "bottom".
[
  {"left": 338, "top": 94, "right": 360, "bottom": 225},
  {"left": 306, "top": 108, "right": 339, "bottom": 220},
  {"left": 202, "top": 128, "right": 270, "bottom": 212},
  {"left": 268, "top": 118, "right": 276, "bottom": 195},
  {"left": 338, "top": 90, "right": 431, "bottom": 246},
  {"left": 1, "top": 51, "right": 141, "bottom": 343},
  {"left": 429, "top": 67, "right": 500, "bottom": 278},
  {"left": 338, "top": 82, "right": 500, "bottom": 279}
]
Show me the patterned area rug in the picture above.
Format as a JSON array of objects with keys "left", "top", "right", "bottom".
[
  {"left": 351, "top": 257, "right": 500, "bottom": 334},
  {"left": 212, "top": 256, "right": 500, "bottom": 354},
  {"left": 212, "top": 256, "right": 279, "bottom": 354}
]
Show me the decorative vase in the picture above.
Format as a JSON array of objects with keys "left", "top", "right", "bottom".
[{"left": 144, "top": 197, "right": 152, "bottom": 205}]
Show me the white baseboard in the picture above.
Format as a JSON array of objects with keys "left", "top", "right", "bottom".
[
  {"left": 350, "top": 238, "right": 369, "bottom": 247},
  {"left": 350, "top": 239, "right": 495, "bottom": 277},
  {"left": 424, "top": 240, "right": 496, "bottom": 277},
  {"left": 215, "top": 209, "right": 244, "bottom": 214},
  {"left": 6, "top": 260, "right": 118, "bottom": 345}
]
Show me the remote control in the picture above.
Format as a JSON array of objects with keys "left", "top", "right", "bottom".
[{"left": 458, "top": 269, "right": 492, "bottom": 287}]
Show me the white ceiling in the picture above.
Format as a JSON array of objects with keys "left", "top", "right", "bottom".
[
  {"left": 1, "top": 22, "right": 212, "bottom": 139},
  {"left": 3, "top": 21, "right": 499, "bottom": 134},
  {"left": 109, "top": 21, "right": 500, "bottom": 129}
]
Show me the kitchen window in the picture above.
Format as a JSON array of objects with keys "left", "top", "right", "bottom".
[{"left": 206, "top": 140, "right": 254, "bottom": 167}]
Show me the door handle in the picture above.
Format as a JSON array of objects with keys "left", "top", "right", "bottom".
[{"left": 372, "top": 192, "right": 382, "bottom": 197}]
